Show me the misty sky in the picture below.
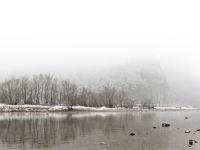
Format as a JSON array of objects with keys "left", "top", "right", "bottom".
[{"left": 0, "top": 0, "right": 200, "bottom": 78}]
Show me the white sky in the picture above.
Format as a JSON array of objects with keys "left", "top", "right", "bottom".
[{"left": 0, "top": 0, "right": 200, "bottom": 77}]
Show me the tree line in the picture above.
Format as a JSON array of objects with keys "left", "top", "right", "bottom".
[{"left": 0, "top": 74, "right": 135, "bottom": 108}]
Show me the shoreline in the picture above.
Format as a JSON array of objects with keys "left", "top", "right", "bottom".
[{"left": 0, "top": 104, "right": 198, "bottom": 112}]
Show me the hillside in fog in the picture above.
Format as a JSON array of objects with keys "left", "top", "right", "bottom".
[{"left": 73, "top": 58, "right": 200, "bottom": 107}]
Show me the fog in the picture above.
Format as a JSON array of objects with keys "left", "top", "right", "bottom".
[{"left": 0, "top": 0, "right": 200, "bottom": 106}]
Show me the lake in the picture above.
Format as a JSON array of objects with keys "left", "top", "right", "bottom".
[{"left": 0, "top": 111, "right": 200, "bottom": 150}]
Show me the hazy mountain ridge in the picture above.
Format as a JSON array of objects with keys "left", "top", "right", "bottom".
[
  {"left": 73, "top": 59, "right": 168, "bottom": 105},
  {"left": 73, "top": 59, "right": 200, "bottom": 107}
]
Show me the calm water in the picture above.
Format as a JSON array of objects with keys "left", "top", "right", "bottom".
[{"left": 0, "top": 111, "right": 200, "bottom": 150}]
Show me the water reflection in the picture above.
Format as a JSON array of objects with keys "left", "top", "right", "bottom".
[{"left": 0, "top": 111, "right": 199, "bottom": 150}]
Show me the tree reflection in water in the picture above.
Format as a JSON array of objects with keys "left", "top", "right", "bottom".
[{"left": 0, "top": 112, "right": 199, "bottom": 150}]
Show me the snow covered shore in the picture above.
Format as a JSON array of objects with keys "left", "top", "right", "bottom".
[
  {"left": 0, "top": 104, "right": 198, "bottom": 112},
  {"left": 0, "top": 104, "right": 126, "bottom": 112}
]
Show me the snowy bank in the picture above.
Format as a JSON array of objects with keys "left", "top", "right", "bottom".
[
  {"left": 0, "top": 104, "right": 68, "bottom": 112},
  {"left": 0, "top": 104, "right": 198, "bottom": 112},
  {"left": 0, "top": 104, "right": 126, "bottom": 112}
]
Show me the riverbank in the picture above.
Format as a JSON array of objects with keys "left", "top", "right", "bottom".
[{"left": 0, "top": 104, "right": 198, "bottom": 112}]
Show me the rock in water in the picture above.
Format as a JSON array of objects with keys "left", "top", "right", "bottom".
[
  {"left": 153, "top": 126, "right": 157, "bottom": 129},
  {"left": 129, "top": 132, "right": 135, "bottom": 136},
  {"left": 189, "top": 140, "right": 193, "bottom": 146},
  {"left": 99, "top": 142, "right": 106, "bottom": 145},
  {"left": 162, "top": 123, "right": 170, "bottom": 127},
  {"left": 185, "top": 130, "right": 191, "bottom": 133}
]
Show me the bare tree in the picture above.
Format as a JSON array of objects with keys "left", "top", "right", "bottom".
[
  {"left": 101, "top": 84, "right": 117, "bottom": 108},
  {"left": 19, "top": 76, "right": 30, "bottom": 104},
  {"left": 116, "top": 89, "right": 126, "bottom": 107},
  {"left": 78, "top": 87, "right": 90, "bottom": 106},
  {"left": 60, "top": 80, "right": 78, "bottom": 108}
]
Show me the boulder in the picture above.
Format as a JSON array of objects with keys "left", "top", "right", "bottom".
[
  {"left": 189, "top": 140, "right": 193, "bottom": 146},
  {"left": 129, "top": 132, "right": 135, "bottom": 136},
  {"left": 162, "top": 123, "right": 170, "bottom": 127},
  {"left": 99, "top": 142, "right": 106, "bottom": 145},
  {"left": 185, "top": 130, "right": 191, "bottom": 133}
]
